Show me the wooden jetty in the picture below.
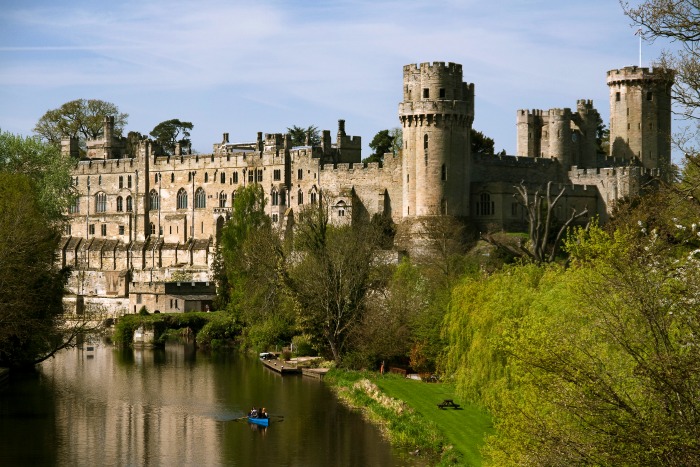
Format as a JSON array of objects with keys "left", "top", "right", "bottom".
[
  {"left": 301, "top": 368, "right": 329, "bottom": 380},
  {"left": 260, "top": 356, "right": 301, "bottom": 375}
]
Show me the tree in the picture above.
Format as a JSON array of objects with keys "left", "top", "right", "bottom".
[
  {"left": 364, "top": 127, "right": 403, "bottom": 164},
  {"left": 0, "top": 130, "right": 75, "bottom": 223},
  {"left": 622, "top": 0, "right": 700, "bottom": 125},
  {"left": 283, "top": 202, "right": 380, "bottom": 363},
  {"left": 482, "top": 181, "right": 589, "bottom": 263},
  {"left": 217, "top": 184, "right": 293, "bottom": 349},
  {"left": 149, "top": 119, "right": 193, "bottom": 155},
  {"left": 470, "top": 128, "right": 495, "bottom": 156},
  {"left": 34, "top": 99, "right": 128, "bottom": 150},
  {"left": 287, "top": 125, "right": 320, "bottom": 146}
]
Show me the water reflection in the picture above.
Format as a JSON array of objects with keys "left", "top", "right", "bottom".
[{"left": 0, "top": 343, "right": 420, "bottom": 466}]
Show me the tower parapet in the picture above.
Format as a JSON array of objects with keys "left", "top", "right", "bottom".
[{"left": 607, "top": 66, "right": 674, "bottom": 170}]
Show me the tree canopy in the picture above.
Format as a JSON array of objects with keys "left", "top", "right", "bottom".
[
  {"left": 287, "top": 125, "right": 320, "bottom": 146},
  {"left": 470, "top": 129, "right": 496, "bottom": 156},
  {"left": 149, "top": 119, "right": 193, "bottom": 155},
  {"left": 34, "top": 99, "right": 128, "bottom": 150}
]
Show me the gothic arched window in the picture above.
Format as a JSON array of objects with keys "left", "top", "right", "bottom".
[
  {"left": 126, "top": 195, "right": 133, "bottom": 212},
  {"left": 95, "top": 192, "right": 107, "bottom": 213},
  {"left": 195, "top": 187, "right": 206, "bottom": 209},
  {"left": 149, "top": 189, "right": 159, "bottom": 210},
  {"left": 116, "top": 196, "right": 123, "bottom": 212},
  {"left": 271, "top": 189, "right": 279, "bottom": 206},
  {"left": 177, "top": 188, "right": 188, "bottom": 209},
  {"left": 219, "top": 191, "right": 227, "bottom": 208},
  {"left": 297, "top": 190, "right": 303, "bottom": 205}
]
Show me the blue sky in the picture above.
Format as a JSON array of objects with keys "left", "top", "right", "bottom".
[{"left": 0, "top": 0, "right": 670, "bottom": 156}]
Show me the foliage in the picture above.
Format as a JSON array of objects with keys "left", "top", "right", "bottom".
[
  {"left": 291, "top": 334, "right": 316, "bottom": 357},
  {"left": 470, "top": 129, "right": 495, "bottom": 156},
  {"left": 149, "top": 119, "right": 193, "bottom": 155},
  {"left": 364, "top": 128, "right": 403, "bottom": 164},
  {"left": 325, "top": 370, "right": 450, "bottom": 464},
  {"left": 113, "top": 312, "right": 226, "bottom": 347},
  {"left": 0, "top": 173, "right": 70, "bottom": 368},
  {"left": 287, "top": 125, "right": 320, "bottom": 146},
  {"left": 34, "top": 99, "right": 128, "bottom": 151},
  {"left": 0, "top": 129, "right": 75, "bottom": 222},
  {"left": 195, "top": 313, "right": 241, "bottom": 350},
  {"left": 283, "top": 202, "right": 382, "bottom": 363}
]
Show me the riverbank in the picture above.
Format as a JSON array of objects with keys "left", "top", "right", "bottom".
[{"left": 324, "top": 370, "right": 492, "bottom": 466}]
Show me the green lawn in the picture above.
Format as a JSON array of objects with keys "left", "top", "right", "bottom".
[{"left": 375, "top": 375, "right": 493, "bottom": 466}]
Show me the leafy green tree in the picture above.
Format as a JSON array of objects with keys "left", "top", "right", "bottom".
[
  {"left": 217, "top": 184, "right": 293, "bottom": 349},
  {"left": 149, "top": 119, "right": 193, "bottom": 155},
  {"left": 283, "top": 202, "right": 381, "bottom": 363},
  {"left": 364, "top": 127, "right": 403, "bottom": 164},
  {"left": 470, "top": 128, "right": 495, "bottom": 156},
  {"left": 0, "top": 173, "right": 72, "bottom": 368},
  {"left": 34, "top": 99, "right": 128, "bottom": 150},
  {"left": 287, "top": 125, "right": 320, "bottom": 146},
  {"left": 0, "top": 130, "right": 75, "bottom": 223}
]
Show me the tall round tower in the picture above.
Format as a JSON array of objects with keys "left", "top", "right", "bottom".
[
  {"left": 399, "top": 62, "right": 474, "bottom": 218},
  {"left": 607, "top": 66, "right": 673, "bottom": 169}
]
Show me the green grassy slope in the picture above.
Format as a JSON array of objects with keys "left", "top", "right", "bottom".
[{"left": 375, "top": 376, "right": 493, "bottom": 466}]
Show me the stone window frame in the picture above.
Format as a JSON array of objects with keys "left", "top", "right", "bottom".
[
  {"left": 149, "top": 189, "right": 160, "bottom": 211},
  {"left": 116, "top": 196, "right": 123, "bottom": 212},
  {"left": 177, "top": 188, "right": 188, "bottom": 210},
  {"left": 126, "top": 195, "right": 133, "bottom": 212},
  {"left": 95, "top": 192, "right": 107, "bottom": 213},
  {"left": 195, "top": 187, "right": 206, "bottom": 209}
]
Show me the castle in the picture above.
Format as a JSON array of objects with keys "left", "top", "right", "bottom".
[{"left": 58, "top": 62, "right": 672, "bottom": 316}]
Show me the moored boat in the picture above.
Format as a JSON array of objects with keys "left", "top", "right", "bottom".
[{"left": 247, "top": 416, "right": 269, "bottom": 427}]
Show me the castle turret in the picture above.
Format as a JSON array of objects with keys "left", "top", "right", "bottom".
[
  {"left": 399, "top": 62, "right": 474, "bottom": 217},
  {"left": 607, "top": 66, "right": 673, "bottom": 169},
  {"left": 548, "top": 108, "right": 572, "bottom": 168}
]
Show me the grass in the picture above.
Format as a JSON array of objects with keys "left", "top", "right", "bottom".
[
  {"left": 375, "top": 375, "right": 493, "bottom": 466},
  {"left": 325, "top": 370, "right": 493, "bottom": 466}
]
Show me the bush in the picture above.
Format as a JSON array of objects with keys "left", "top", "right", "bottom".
[
  {"left": 196, "top": 314, "right": 241, "bottom": 350},
  {"left": 291, "top": 334, "right": 316, "bottom": 357},
  {"left": 138, "top": 306, "right": 149, "bottom": 316}
]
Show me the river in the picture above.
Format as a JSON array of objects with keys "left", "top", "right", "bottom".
[{"left": 0, "top": 343, "right": 421, "bottom": 466}]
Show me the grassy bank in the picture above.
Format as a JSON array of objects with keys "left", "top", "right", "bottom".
[{"left": 325, "top": 370, "right": 492, "bottom": 466}]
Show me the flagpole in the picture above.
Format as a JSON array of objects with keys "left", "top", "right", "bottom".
[{"left": 636, "top": 28, "right": 643, "bottom": 67}]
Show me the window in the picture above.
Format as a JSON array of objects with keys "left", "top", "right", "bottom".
[
  {"left": 195, "top": 187, "right": 206, "bottom": 208},
  {"left": 219, "top": 191, "right": 227, "bottom": 208},
  {"left": 336, "top": 201, "right": 346, "bottom": 217},
  {"left": 297, "top": 169, "right": 303, "bottom": 180},
  {"left": 424, "top": 134, "right": 429, "bottom": 166},
  {"left": 95, "top": 192, "right": 107, "bottom": 213},
  {"left": 116, "top": 196, "right": 123, "bottom": 212},
  {"left": 257, "top": 169, "right": 263, "bottom": 182},
  {"left": 98, "top": 175, "right": 102, "bottom": 185},
  {"left": 69, "top": 197, "right": 80, "bottom": 214},
  {"left": 298, "top": 190, "right": 303, "bottom": 205},
  {"left": 220, "top": 172, "right": 226, "bottom": 183},
  {"left": 177, "top": 188, "right": 188, "bottom": 209},
  {"left": 155, "top": 173, "right": 159, "bottom": 184},
  {"left": 128, "top": 175, "right": 132, "bottom": 188},
  {"left": 126, "top": 196, "right": 133, "bottom": 212},
  {"left": 188, "top": 172, "right": 193, "bottom": 182},
  {"left": 280, "top": 189, "right": 286, "bottom": 205},
  {"left": 423, "top": 88, "right": 429, "bottom": 98},
  {"left": 646, "top": 91, "right": 653, "bottom": 101},
  {"left": 477, "top": 193, "right": 494, "bottom": 216},
  {"left": 616, "top": 92, "right": 621, "bottom": 102},
  {"left": 171, "top": 173, "right": 175, "bottom": 183},
  {"left": 273, "top": 169, "right": 281, "bottom": 181},
  {"left": 119, "top": 225, "right": 125, "bottom": 235},
  {"left": 233, "top": 171, "right": 238, "bottom": 184},
  {"left": 248, "top": 170, "right": 253, "bottom": 183},
  {"left": 65, "top": 225, "right": 71, "bottom": 236},
  {"left": 441, "top": 164, "right": 446, "bottom": 181},
  {"left": 272, "top": 213, "right": 279, "bottom": 223},
  {"left": 149, "top": 190, "right": 159, "bottom": 210},
  {"left": 150, "top": 223, "right": 156, "bottom": 235},
  {"left": 272, "top": 190, "right": 279, "bottom": 206},
  {"left": 439, "top": 88, "right": 445, "bottom": 98},
  {"left": 204, "top": 173, "right": 209, "bottom": 183},
  {"left": 310, "top": 191, "right": 317, "bottom": 205},
  {"left": 119, "top": 176, "right": 124, "bottom": 189},
  {"left": 89, "top": 224, "right": 95, "bottom": 235},
  {"left": 101, "top": 224, "right": 107, "bottom": 236}
]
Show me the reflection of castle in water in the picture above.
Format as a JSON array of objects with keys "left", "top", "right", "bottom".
[{"left": 58, "top": 62, "right": 673, "bottom": 316}]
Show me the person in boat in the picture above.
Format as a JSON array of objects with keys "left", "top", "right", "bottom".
[
  {"left": 261, "top": 408, "right": 268, "bottom": 419},
  {"left": 249, "top": 407, "right": 258, "bottom": 418}
]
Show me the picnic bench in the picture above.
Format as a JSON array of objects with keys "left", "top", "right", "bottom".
[{"left": 437, "top": 399, "right": 461, "bottom": 409}]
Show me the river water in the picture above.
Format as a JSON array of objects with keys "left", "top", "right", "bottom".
[{"left": 0, "top": 343, "right": 420, "bottom": 466}]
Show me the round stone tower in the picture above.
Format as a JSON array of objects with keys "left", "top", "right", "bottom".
[
  {"left": 399, "top": 62, "right": 474, "bottom": 218},
  {"left": 607, "top": 66, "right": 673, "bottom": 169}
]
